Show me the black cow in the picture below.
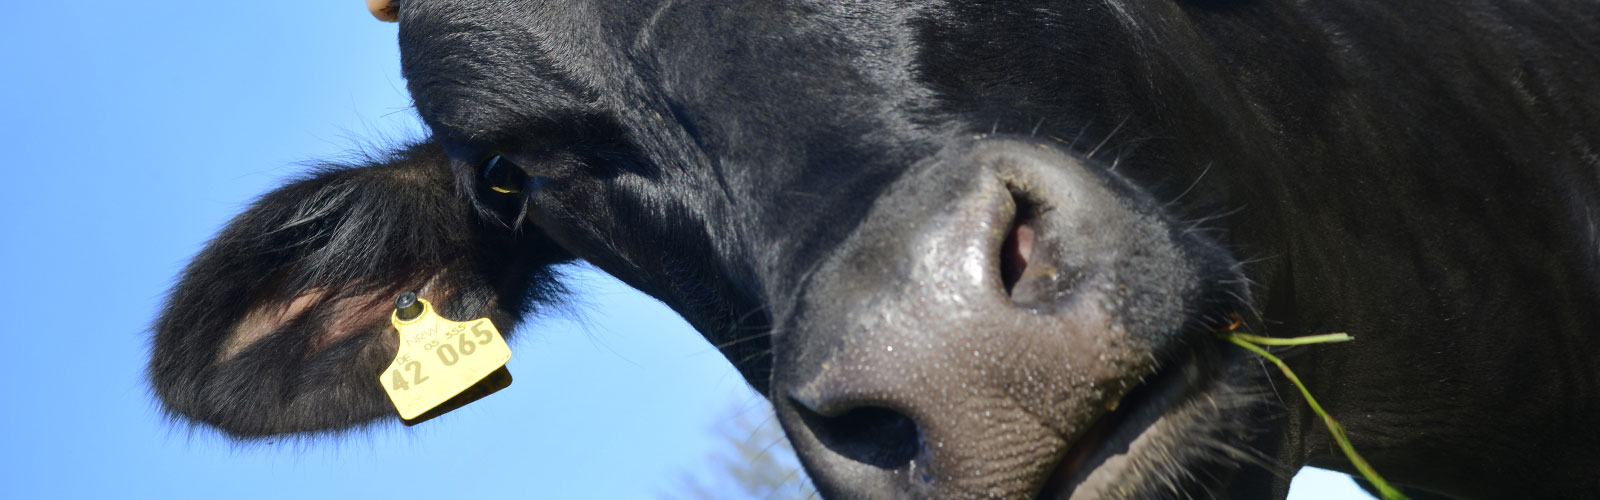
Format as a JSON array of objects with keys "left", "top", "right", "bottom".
[{"left": 150, "top": 0, "right": 1600, "bottom": 498}]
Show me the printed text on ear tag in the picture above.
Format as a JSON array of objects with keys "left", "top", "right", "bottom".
[{"left": 382, "top": 294, "right": 513, "bottom": 425}]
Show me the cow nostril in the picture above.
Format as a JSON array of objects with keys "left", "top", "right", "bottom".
[
  {"left": 1000, "top": 194, "right": 1038, "bottom": 296},
  {"left": 794, "top": 401, "right": 921, "bottom": 470}
]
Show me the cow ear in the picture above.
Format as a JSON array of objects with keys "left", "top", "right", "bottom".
[{"left": 150, "top": 142, "right": 569, "bottom": 438}]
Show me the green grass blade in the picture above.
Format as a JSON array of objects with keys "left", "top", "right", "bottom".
[
  {"left": 1221, "top": 333, "right": 1410, "bottom": 500},
  {"left": 1227, "top": 332, "right": 1354, "bottom": 346}
]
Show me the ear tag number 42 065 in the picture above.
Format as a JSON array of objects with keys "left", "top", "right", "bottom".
[{"left": 381, "top": 293, "right": 513, "bottom": 425}]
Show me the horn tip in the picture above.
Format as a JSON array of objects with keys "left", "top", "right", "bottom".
[{"left": 367, "top": 0, "right": 400, "bottom": 23}]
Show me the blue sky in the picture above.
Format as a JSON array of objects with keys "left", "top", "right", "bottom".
[{"left": 0, "top": 2, "right": 1368, "bottom": 498}]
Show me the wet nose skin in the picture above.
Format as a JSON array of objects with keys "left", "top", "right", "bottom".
[{"left": 774, "top": 139, "right": 1210, "bottom": 498}]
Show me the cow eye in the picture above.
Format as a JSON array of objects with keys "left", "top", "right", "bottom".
[{"left": 482, "top": 155, "right": 527, "bottom": 194}]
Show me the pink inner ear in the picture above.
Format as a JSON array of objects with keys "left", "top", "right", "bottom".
[
  {"left": 218, "top": 280, "right": 449, "bottom": 362},
  {"left": 306, "top": 293, "right": 402, "bottom": 352},
  {"left": 221, "top": 289, "right": 328, "bottom": 361}
]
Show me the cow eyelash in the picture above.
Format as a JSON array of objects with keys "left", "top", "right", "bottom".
[
  {"left": 474, "top": 154, "right": 536, "bottom": 227},
  {"left": 481, "top": 155, "right": 528, "bottom": 195}
]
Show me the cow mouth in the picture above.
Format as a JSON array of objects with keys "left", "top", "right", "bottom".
[{"left": 1035, "top": 339, "right": 1238, "bottom": 499}]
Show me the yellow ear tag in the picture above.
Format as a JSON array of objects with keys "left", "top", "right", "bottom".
[{"left": 381, "top": 294, "right": 513, "bottom": 425}]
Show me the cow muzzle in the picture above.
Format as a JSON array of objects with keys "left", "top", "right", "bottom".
[{"left": 772, "top": 138, "right": 1234, "bottom": 498}]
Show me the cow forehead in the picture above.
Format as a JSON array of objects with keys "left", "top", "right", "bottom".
[
  {"left": 398, "top": 0, "right": 608, "bottom": 145},
  {"left": 398, "top": 0, "right": 968, "bottom": 291},
  {"left": 399, "top": 0, "right": 941, "bottom": 145},
  {"left": 397, "top": 0, "right": 967, "bottom": 239}
]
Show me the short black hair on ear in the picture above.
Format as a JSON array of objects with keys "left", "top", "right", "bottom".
[{"left": 149, "top": 141, "right": 571, "bottom": 437}]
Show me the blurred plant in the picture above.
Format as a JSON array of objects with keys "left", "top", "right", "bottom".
[{"left": 665, "top": 402, "right": 818, "bottom": 500}]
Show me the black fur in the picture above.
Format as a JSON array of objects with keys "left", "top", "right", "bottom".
[
  {"left": 151, "top": 142, "right": 568, "bottom": 436},
  {"left": 152, "top": 1, "right": 1600, "bottom": 498}
]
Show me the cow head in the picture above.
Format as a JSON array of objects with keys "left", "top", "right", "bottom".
[{"left": 155, "top": 1, "right": 1340, "bottom": 497}]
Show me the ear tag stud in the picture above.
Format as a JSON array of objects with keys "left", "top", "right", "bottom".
[{"left": 381, "top": 292, "right": 513, "bottom": 426}]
